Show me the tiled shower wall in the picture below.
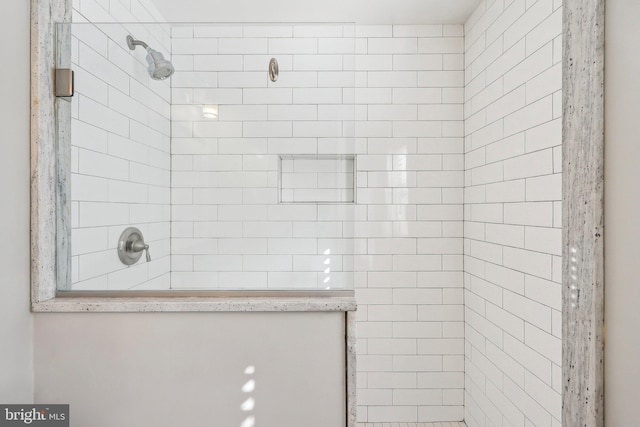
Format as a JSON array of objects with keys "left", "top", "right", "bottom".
[
  {"left": 65, "top": 2, "right": 564, "bottom": 422},
  {"left": 463, "top": 0, "right": 563, "bottom": 426},
  {"left": 168, "top": 24, "right": 357, "bottom": 289},
  {"left": 69, "top": 0, "right": 172, "bottom": 289},
  {"left": 353, "top": 25, "right": 465, "bottom": 423},
  {"left": 167, "top": 22, "right": 465, "bottom": 420}
]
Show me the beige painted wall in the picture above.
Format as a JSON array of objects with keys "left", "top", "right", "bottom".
[
  {"left": 0, "top": 0, "right": 34, "bottom": 403},
  {"left": 604, "top": 0, "right": 640, "bottom": 424},
  {"left": 34, "top": 312, "right": 345, "bottom": 427}
]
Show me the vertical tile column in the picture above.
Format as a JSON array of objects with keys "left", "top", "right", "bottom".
[
  {"left": 562, "top": 0, "right": 605, "bottom": 425},
  {"left": 355, "top": 24, "right": 465, "bottom": 423}
]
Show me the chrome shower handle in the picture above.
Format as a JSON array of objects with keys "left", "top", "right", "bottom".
[{"left": 131, "top": 240, "right": 151, "bottom": 262}]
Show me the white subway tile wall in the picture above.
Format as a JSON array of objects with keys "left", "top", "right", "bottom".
[
  {"left": 70, "top": 0, "right": 172, "bottom": 289},
  {"left": 354, "top": 25, "right": 465, "bottom": 424},
  {"left": 172, "top": 22, "right": 464, "bottom": 419},
  {"left": 463, "top": 0, "right": 562, "bottom": 426},
  {"left": 66, "top": 6, "right": 561, "bottom": 423},
  {"left": 169, "top": 24, "right": 357, "bottom": 289}
]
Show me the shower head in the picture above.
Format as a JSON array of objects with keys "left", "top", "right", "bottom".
[
  {"left": 126, "top": 35, "right": 175, "bottom": 81},
  {"left": 145, "top": 48, "right": 175, "bottom": 80}
]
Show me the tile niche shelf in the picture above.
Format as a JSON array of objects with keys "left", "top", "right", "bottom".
[{"left": 279, "top": 155, "right": 356, "bottom": 204}]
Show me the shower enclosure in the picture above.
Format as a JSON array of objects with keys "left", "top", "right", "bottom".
[
  {"left": 56, "top": 22, "right": 356, "bottom": 293},
  {"left": 29, "top": 0, "right": 577, "bottom": 423}
]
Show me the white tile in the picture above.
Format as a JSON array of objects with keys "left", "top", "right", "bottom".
[
  {"left": 525, "top": 323, "right": 561, "bottom": 365},
  {"left": 190, "top": 26, "right": 242, "bottom": 38},
  {"left": 218, "top": 105, "right": 268, "bottom": 121},
  {"left": 78, "top": 149, "right": 129, "bottom": 181},
  {"left": 417, "top": 71, "right": 464, "bottom": 88},
  {"left": 242, "top": 255, "right": 292, "bottom": 272},
  {"left": 356, "top": 55, "right": 393, "bottom": 71},
  {"left": 292, "top": 121, "right": 342, "bottom": 138},
  {"left": 317, "top": 105, "right": 355, "bottom": 121},
  {"left": 392, "top": 88, "right": 442, "bottom": 104},
  {"left": 503, "top": 247, "right": 552, "bottom": 280},
  {"left": 171, "top": 272, "right": 218, "bottom": 288},
  {"left": 525, "top": 118, "right": 562, "bottom": 152},
  {"left": 418, "top": 104, "right": 463, "bottom": 121},
  {"left": 193, "top": 55, "right": 243, "bottom": 71},
  {"left": 369, "top": 105, "right": 417, "bottom": 121},
  {"left": 393, "top": 121, "right": 442, "bottom": 138},
  {"left": 525, "top": 173, "right": 562, "bottom": 201},
  {"left": 368, "top": 38, "right": 418, "bottom": 54},
  {"left": 368, "top": 71, "right": 418, "bottom": 88},
  {"left": 294, "top": 25, "right": 343, "bottom": 38},
  {"left": 293, "top": 255, "right": 343, "bottom": 272},
  {"left": 78, "top": 202, "right": 129, "bottom": 228},
  {"left": 418, "top": 37, "right": 464, "bottom": 54},
  {"left": 394, "top": 25, "right": 443, "bottom": 38},
  {"left": 193, "top": 122, "right": 243, "bottom": 138},
  {"left": 292, "top": 222, "right": 343, "bottom": 238},
  {"left": 244, "top": 25, "right": 293, "bottom": 38},
  {"left": 218, "top": 38, "right": 268, "bottom": 54},
  {"left": 269, "top": 38, "right": 317, "bottom": 54},
  {"left": 172, "top": 38, "right": 218, "bottom": 54},
  {"left": 504, "top": 202, "right": 554, "bottom": 227},
  {"left": 317, "top": 71, "right": 355, "bottom": 88},
  {"left": 217, "top": 238, "right": 267, "bottom": 254},
  {"left": 218, "top": 72, "right": 267, "bottom": 88},
  {"left": 193, "top": 188, "right": 243, "bottom": 204},
  {"left": 193, "top": 255, "right": 243, "bottom": 271},
  {"left": 171, "top": 72, "right": 218, "bottom": 88},
  {"left": 293, "top": 55, "right": 343, "bottom": 71},
  {"left": 192, "top": 88, "right": 243, "bottom": 104},
  {"left": 243, "top": 88, "right": 292, "bottom": 104},
  {"left": 293, "top": 88, "right": 343, "bottom": 104}
]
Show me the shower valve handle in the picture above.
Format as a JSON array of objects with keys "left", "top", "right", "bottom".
[{"left": 132, "top": 241, "right": 151, "bottom": 262}]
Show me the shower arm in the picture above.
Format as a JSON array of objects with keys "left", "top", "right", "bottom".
[
  {"left": 126, "top": 35, "right": 149, "bottom": 51},
  {"left": 125, "top": 34, "right": 175, "bottom": 80}
]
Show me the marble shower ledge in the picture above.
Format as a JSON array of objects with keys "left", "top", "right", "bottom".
[{"left": 32, "top": 296, "right": 357, "bottom": 313}]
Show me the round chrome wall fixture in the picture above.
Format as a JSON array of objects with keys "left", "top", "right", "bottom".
[
  {"left": 269, "top": 58, "right": 279, "bottom": 82},
  {"left": 117, "top": 227, "right": 151, "bottom": 265}
]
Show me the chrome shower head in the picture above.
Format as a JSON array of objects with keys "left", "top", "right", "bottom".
[
  {"left": 145, "top": 48, "right": 175, "bottom": 80},
  {"left": 126, "top": 35, "right": 175, "bottom": 80}
]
